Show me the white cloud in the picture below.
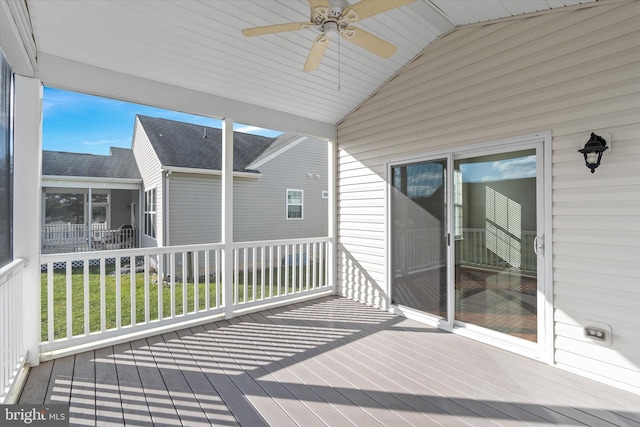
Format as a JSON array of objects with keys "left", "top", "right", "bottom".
[{"left": 488, "top": 156, "right": 536, "bottom": 180}]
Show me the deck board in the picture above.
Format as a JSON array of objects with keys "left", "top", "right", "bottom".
[{"left": 19, "top": 296, "right": 640, "bottom": 426}]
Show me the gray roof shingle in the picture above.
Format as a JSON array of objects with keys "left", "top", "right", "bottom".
[
  {"left": 42, "top": 147, "right": 142, "bottom": 179},
  {"left": 136, "top": 115, "right": 278, "bottom": 172}
]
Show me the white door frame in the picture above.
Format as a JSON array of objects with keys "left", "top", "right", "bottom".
[{"left": 386, "top": 131, "right": 554, "bottom": 364}]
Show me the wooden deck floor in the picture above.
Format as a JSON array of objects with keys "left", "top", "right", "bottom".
[{"left": 19, "top": 296, "right": 640, "bottom": 427}]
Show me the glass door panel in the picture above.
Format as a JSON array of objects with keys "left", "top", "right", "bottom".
[
  {"left": 454, "top": 149, "right": 538, "bottom": 342},
  {"left": 391, "top": 159, "right": 448, "bottom": 318}
]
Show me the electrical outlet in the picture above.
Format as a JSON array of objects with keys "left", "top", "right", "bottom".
[{"left": 583, "top": 321, "right": 612, "bottom": 346}]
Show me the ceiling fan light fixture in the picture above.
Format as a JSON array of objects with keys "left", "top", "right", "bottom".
[{"left": 323, "top": 21, "right": 339, "bottom": 37}]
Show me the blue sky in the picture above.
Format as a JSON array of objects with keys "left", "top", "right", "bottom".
[{"left": 43, "top": 87, "right": 282, "bottom": 155}]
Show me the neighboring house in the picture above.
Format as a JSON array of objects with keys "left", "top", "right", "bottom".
[
  {"left": 41, "top": 147, "right": 142, "bottom": 253},
  {"left": 40, "top": 115, "right": 329, "bottom": 253},
  {"left": 132, "top": 115, "right": 328, "bottom": 248}
]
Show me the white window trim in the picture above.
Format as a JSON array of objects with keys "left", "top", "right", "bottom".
[
  {"left": 286, "top": 189, "right": 304, "bottom": 220},
  {"left": 144, "top": 187, "right": 157, "bottom": 238}
]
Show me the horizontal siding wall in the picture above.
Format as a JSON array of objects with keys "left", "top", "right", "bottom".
[
  {"left": 167, "top": 138, "right": 328, "bottom": 245},
  {"left": 234, "top": 138, "right": 328, "bottom": 242},
  {"left": 168, "top": 173, "right": 221, "bottom": 245},
  {"left": 132, "top": 119, "right": 163, "bottom": 247},
  {"left": 336, "top": 0, "right": 640, "bottom": 393}
]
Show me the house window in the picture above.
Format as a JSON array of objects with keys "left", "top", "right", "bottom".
[
  {"left": 144, "top": 188, "right": 156, "bottom": 238},
  {"left": 0, "top": 49, "right": 13, "bottom": 267},
  {"left": 91, "top": 192, "right": 110, "bottom": 226},
  {"left": 286, "top": 189, "right": 303, "bottom": 220}
]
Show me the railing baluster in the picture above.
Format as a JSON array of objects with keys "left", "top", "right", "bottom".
[
  {"left": 194, "top": 251, "right": 200, "bottom": 312},
  {"left": 83, "top": 260, "right": 90, "bottom": 335},
  {"left": 170, "top": 252, "right": 176, "bottom": 318},
  {"left": 284, "top": 244, "right": 289, "bottom": 295},
  {"left": 291, "top": 244, "right": 297, "bottom": 293},
  {"left": 157, "top": 254, "right": 163, "bottom": 321},
  {"left": 233, "top": 248, "right": 239, "bottom": 304},
  {"left": 47, "top": 262, "right": 54, "bottom": 343},
  {"left": 116, "top": 256, "right": 122, "bottom": 330},
  {"left": 182, "top": 252, "right": 188, "bottom": 316},
  {"left": 130, "top": 255, "right": 136, "bottom": 327},
  {"left": 299, "top": 244, "right": 304, "bottom": 292},
  {"left": 215, "top": 249, "right": 220, "bottom": 308},
  {"left": 243, "top": 247, "right": 248, "bottom": 303},
  {"left": 276, "top": 245, "right": 281, "bottom": 297},
  {"left": 312, "top": 242, "right": 317, "bottom": 289},
  {"left": 204, "top": 250, "right": 210, "bottom": 310},
  {"left": 252, "top": 247, "right": 257, "bottom": 301},
  {"left": 144, "top": 255, "right": 150, "bottom": 323},
  {"left": 260, "top": 246, "right": 265, "bottom": 300},
  {"left": 304, "top": 243, "right": 312, "bottom": 291},
  {"left": 100, "top": 258, "right": 106, "bottom": 333},
  {"left": 65, "top": 261, "right": 72, "bottom": 340}
]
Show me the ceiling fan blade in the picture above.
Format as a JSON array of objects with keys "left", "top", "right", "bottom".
[
  {"left": 304, "top": 35, "right": 330, "bottom": 72},
  {"left": 341, "top": 26, "right": 397, "bottom": 58},
  {"left": 308, "top": 0, "right": 330, "bottom": 9},
  {"left": 242, "top": 22, "right": 311, "bottom": 37},
  {"left": 343, "top": 0, "right": 416, "bottom": 22}
]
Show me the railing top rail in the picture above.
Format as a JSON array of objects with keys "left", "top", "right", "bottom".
[
  {"left": 39, "top": 237, "right": 332, "bottom": 264},
  {"left": 0, "top": 258, "right": 27, "bottom": 287},
  {"left": 40, "top": 242, "right": 226, "bottom": 263},
  {"left": 233, "top": 236, "right": 331, "bottom": 248}
]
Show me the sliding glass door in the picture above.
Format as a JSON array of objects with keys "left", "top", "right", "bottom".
[
  {"left": 454, "top": 149, "right": 539, "bottom": 342},
  {"left": 390, "top": 158, "right": 448, "bottom": 318},
  {"left": 390, "top": 141, "right": 544, "bottom": 347}
]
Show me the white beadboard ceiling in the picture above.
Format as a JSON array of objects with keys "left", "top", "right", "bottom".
[{"left": 26, "top": 0, "right": 597, "bottom": 129}]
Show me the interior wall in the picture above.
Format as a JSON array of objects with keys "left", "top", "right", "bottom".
[{"left": 336, "top": 1, "right": 640, "bottom": 393}]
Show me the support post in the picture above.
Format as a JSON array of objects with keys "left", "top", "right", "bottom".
[
  {"left": 13, "top": 75, "right": 42, "bottom": 366},
  {"left": 328, "top": 138, "right": 337, "bottom": 295},
  {"left": 221, "top": 117, "right": 234, "bottom": 318}
]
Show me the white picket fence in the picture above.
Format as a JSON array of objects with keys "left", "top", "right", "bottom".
[
  {"left": 39, "top": 237, "right": 332, "bottom": 357},
  {"left": 0, "top": 258, "right": 28, "bottom": 404}
]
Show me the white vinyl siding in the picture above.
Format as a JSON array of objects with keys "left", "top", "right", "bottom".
[
  {"left": 166, "top": 138, "right": 328, "bottom": 245},
  {"left": 336, "top": 0, "right": 639, "bottom": 393},
  {"left": 132, "top": 118, "right": 163, "bottom": 246},
  {"left": 168, "top": 173, "right": 221, "bottom": 245}
]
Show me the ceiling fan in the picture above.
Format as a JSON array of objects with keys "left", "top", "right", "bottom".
[{"left": 242, "top": 0, "right": 416, "bottom": 72}]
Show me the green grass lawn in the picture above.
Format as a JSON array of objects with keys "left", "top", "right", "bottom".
[{"left": 41, "top": 261, "right": 325, "bottom": 341}]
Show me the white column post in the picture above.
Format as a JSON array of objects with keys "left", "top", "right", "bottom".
[
  {"left": 221, "top": 117, "right": 234, "bottom": 318},
  {"left": 13, "top": 75, "right": 42, "bottom": 366},
  {"left": 328, "top": 138, "right": 337, "bottom": 295}
]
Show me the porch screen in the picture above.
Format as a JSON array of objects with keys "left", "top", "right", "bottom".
[{"left": 0, "top": 48, "right": 12, "bottom": 267}]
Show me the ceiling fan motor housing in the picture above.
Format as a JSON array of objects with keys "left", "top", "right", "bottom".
[{"left": 323, "top": 20, "right": 340, "bottom": 37}]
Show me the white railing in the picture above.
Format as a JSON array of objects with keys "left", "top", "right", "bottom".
[
  {"left": 0, "top": 258, "right": 28, "bottom": 404},
  {"left": 393, "top": 228, "right": 537, "bottom": 276},
  {"left": 233, "top": 237, "right": 330, "bottom": 311},
  {"left": 39, "top": 237, "right": 332, "bottom": 356},
  {"left": 393, "top": 227, "right": 445, "bottom": 274},
  {"left": 41, "top": 224, "right": 138, "bottom": 254},
  {"left": 459, "top": 228, "right": 537, "bottom": 273}
]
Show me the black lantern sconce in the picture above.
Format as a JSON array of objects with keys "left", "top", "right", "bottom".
[{"left": 579, "top": 132, "right": 608, "bottom": 173}]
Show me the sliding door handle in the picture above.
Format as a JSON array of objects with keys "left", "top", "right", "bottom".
[{"left": 534, "top": 235, "right": 544, "bottom": 255}]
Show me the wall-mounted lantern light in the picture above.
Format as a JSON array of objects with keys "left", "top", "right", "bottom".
[{"left": 578, "top": 132, "right": 608, "bottom": 173}]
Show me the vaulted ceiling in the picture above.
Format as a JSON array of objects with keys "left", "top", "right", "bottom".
[{"left": 21, "top": 0, "right": 597, "bottom": 135}]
